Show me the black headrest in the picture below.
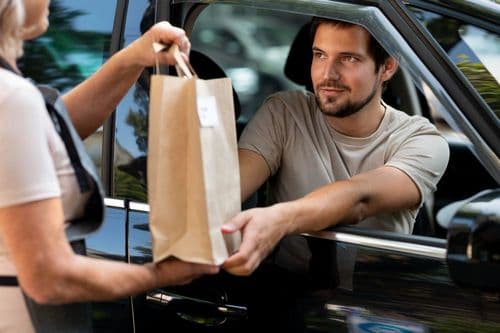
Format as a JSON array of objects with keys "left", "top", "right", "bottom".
[
  {"left": 284, "top": 22, "right": 313, "bottom": 92},
  {"left": 190, "top": 49, "right": 242, "bottom": 120}
]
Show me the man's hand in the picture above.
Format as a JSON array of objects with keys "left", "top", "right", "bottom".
[
  {"left": 124, "top": 21, "right": 191, "bottom": 69},
  {"left": 222, "top": 205, "right": 291, "bottom": 276},
  {"left": 152, "top": 258, "right": 219, "bottom": 286}
]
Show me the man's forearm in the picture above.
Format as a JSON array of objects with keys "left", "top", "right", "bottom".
[
  {"left": 279, "top": 166, "right": 422, "bottom": 236},
  {"left": 278, "top": 178, "right": 366, "bottom": 235}
]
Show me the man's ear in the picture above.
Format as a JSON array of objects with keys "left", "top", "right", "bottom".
[{"left": 380, "top": 57, "right": 398, "bottom": 82}]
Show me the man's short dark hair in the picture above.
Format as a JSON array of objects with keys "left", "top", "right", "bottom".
[{"left": 310, "top": 17, "right": 390, "bottom": 71}]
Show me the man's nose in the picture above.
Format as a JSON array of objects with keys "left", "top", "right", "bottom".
[{"left": 322, "top": 59, "right": 341, "bottom": 81}]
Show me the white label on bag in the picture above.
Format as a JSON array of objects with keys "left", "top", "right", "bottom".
[{"left": 197, "top": 96, "right": 219, "bottom": 127}]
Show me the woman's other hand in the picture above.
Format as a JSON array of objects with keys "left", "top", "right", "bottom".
[
  {"left": 125, "top": 21, "right": 190, "bottom": 68},
  {"left": 151, "top": 258, "right": 219, "bottom": 286}
]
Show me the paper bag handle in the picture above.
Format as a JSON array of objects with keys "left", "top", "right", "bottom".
[{"left": 152, "top": 42, "right": 196, "bottom": 78}]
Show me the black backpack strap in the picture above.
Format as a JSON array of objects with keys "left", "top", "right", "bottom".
[
  {"left": 0, "top": 55, "right": 17, "bottom": 73},
  {"left": 35, "top": 87, "right": 104, "bottom": 241},
  {"left": 0, "top": 276, "right": 18, "bottom": 286},
  {"left": 44, "top": 97, "right": 92, "bottom": 193}
]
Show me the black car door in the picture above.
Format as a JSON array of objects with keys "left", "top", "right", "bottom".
[{"left": 86, "top": 199, "right": 133, "bottom": 332}]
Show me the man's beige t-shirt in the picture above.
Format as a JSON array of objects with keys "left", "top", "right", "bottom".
[{"left": 239, "top": 90, "right": 449, "bottom": 234}]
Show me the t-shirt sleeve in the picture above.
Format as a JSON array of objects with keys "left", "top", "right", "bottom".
[
  {"left": 238, "top": 96, "right": 289, "bottom": 175},
  {"left": 0, "top": 84, "right": 60, "bottom": 208},
  {"left": 386, "top": 128, "right": 450, "bottom": 207}
]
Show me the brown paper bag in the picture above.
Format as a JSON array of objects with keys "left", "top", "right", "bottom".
[{"left": 148, "top": 44, "right": 241, "bottom": 265}]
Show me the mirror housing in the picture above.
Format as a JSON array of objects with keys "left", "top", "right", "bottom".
[{"left": 442, "top": 189, "right": 500, "bottom": 291}]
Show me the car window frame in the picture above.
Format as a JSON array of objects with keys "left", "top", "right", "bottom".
[
  {"left": 405, "top": 0, "right": 500, "bottom": 33},
  {"left": 101, "top": 0, "right": 129, "bottom": 195}
]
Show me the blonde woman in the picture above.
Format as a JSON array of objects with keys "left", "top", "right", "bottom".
[{"left": 0, "top": 0, "right": 218, "bottom": 331}]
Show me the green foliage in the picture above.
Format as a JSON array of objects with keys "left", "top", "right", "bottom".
[
  {"left": 457, "top": 54, "right": 500, "bottom": 118},
  {"left": 114, "top": 168, "right": 147, "bottom": 202},
  {"left": 430, "top": 316, "right": 500, "bottom": 333},
  {"left": 19, "top": 0, "right": 111, "bottom": 91},
  {"left": 125, "top": 85, "right": 150, "bottom": 153}
]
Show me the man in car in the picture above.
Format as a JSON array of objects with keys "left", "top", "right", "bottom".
[{"left": 222, "top": 17, "right": 450, "bottom": 276}]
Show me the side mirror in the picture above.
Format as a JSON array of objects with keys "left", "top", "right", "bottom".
[{"left": 438, "top": 189, "right": 500, "bottom": 291}]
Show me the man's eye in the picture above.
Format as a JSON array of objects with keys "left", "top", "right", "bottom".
[
  {"left": 313, "top": 52, "right": 326, "bottom": 59},
  {"left": 341, "top": 55, "right": 357, "bottom": 63}
]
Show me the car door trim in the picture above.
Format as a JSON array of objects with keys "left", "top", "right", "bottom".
[
  {"left": 102, "top": 0, "right": 128, "bottom": 196},
  {"left": 129, "top": 201, "right": 150, "bottom": 212},
  {"left": 104, "top": 197, "right": 126, "bottom": 208},
  {"left": 304, "top": 230, "right": 446, "bottom": 259},
  {"left": 406, "top": 0, "right": 500, "bottom": 33},
  {"left": 127, "top": 201, "right": 445, "bottom": 259}
]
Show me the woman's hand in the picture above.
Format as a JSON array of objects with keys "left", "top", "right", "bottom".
[
  {"left": 63, "top": 21, "right": 190, "bottom": 138},
  {"left": 124, "top": 21, "right": 191, "bottom": 68},
  {"left": 151, "top": 258, "right": 220, "bottom": 286}
]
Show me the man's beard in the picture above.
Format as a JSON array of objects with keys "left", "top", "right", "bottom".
[{"left": 315, "top": 80, "right": 378, "bottom": 118}]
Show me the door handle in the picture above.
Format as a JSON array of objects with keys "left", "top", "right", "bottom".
[{"left": 146, "top": 290, "right": 247, "bottom": 319}]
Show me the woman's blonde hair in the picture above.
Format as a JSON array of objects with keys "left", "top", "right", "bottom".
[{"left": 0, "top": 0, "right": 25, "bottom": 59}]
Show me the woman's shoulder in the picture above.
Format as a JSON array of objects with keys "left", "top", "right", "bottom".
[
  {"left": 0, "top": 69, "right": 45, "bottom": 109},
  {"left": 0, "top": 68, "right": 40, "bottom": 93}
]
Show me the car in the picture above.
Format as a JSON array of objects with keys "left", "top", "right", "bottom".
[{"left": 19, "top": 0, "right": 499, "bottom": 332}]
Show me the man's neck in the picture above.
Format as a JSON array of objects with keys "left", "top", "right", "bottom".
[{"left": 326, "top": 99, "right": 386, "bottom": 138}]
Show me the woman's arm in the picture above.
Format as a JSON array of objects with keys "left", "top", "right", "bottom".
[
  {"left": 0, "top": 198, "right": 217, "bottom": 305},
  {"left": 62, "top": 21, "right": 190, "bottom": 139}
]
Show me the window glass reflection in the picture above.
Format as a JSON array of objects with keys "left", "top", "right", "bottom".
[
  {"left": 191, "top": 5, "right": 307, "bottom": 125},
  {"left": 410, "top": 8, "right": 500, "bottom": 118},
  {"left": 112, "top": 0, "right": 153, "bottom": 202}
]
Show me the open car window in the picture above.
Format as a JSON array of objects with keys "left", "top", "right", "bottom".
[{"left": 183, "top": 0, "right": 498, "bottom": 244}]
